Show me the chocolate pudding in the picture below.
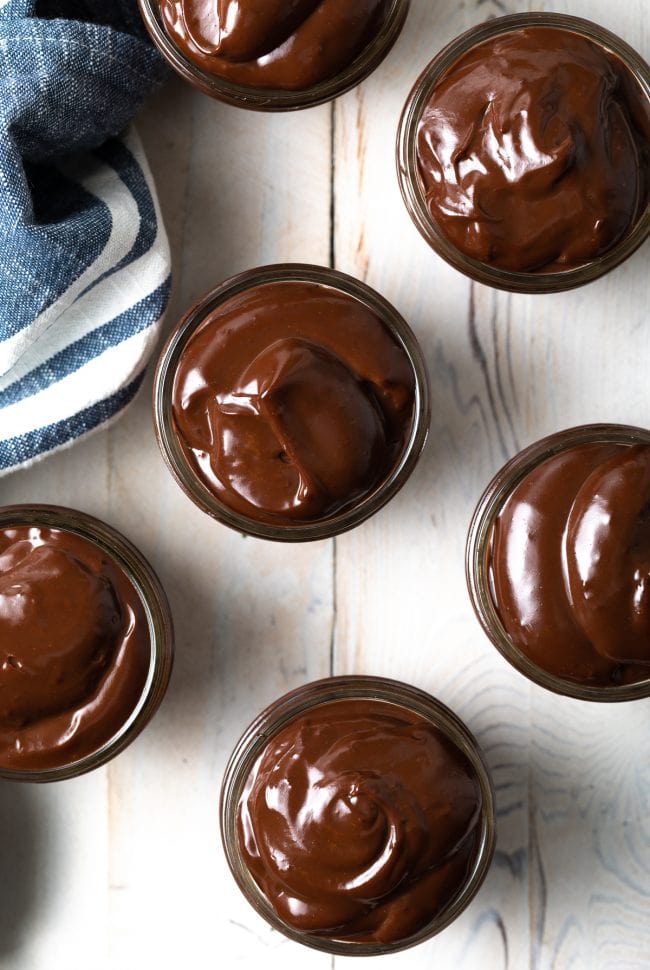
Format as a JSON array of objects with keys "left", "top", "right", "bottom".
[
  {"left": 415, "top": 26, "right": 649, "bottom": 272},
  {"left": 488, "top": 442, "right": 650, "bottom": 687},
  {"left": 398, "top": 15, "right": 650, "bottom": 291},
  {"left": 238, "top": 697, "right": 483, "bottom": 943},
  {"left": 221, "top": 677, "right": 495, "bottom": 953},
  {"left": 156, "top": 267, "right": 428, "bottom": 539},
  {"left": 0, "top": 510, "right": 172, "bottom": 776},
  {"left": 159, "top": 0, "right": 394, "bottom": 90}
]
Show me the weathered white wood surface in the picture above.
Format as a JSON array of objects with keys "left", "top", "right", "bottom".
[{"left": 1, "top": 1, "right": 649, "bottom": 968}]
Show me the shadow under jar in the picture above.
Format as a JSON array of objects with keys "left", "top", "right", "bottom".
[
  {"left": 220, "top": 675, "right": 495, "bottom": 955},
  {"left": 153, "top": 264, "right": 429, "bottom": 542},
  {"left": 0, "top": 506, "right": 174, "bottom": 782},
  {"left": 397, "top": 13, "right": 650, "bottom": 293},
  {"left": 138, "top": 0, "right": 410, "bottom": 110},
  {"left": 466, "top": 425, "right": 650, "bottom": 701}
]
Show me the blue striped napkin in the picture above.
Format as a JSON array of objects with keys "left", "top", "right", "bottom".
[{"left": 0, "top": 0, "right": 171, "bottom": 476}]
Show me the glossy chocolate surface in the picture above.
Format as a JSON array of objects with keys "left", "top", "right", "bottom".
[
  {"left": 171, "top": 280, "right": 416, "bottom": 526},
  {"left": 237, "top": 698, "right": 483, "bottom": 944},
  {"left": 160, "top": 0, "right": 391, "bottom": 90},
  {"left": 416, "top": 27, "right": 650, "bottom": 272},
  {"left": 489, "top": 443, "right": 650, "bottom": 685},
  {"left": 0, "top": 525, "right": 150, "bottom": 771}
]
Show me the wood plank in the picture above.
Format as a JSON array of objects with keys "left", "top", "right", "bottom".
[
  {"left": 106, "top": 77, "right": 335, "bottom": 970},
  {"left": 333, "top": 1, "right": 650, "bottom": 968},
  {"left": 0, "top": 75, "right": 334, "bottom": 970}
]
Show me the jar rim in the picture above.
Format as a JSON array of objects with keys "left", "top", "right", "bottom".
[
  {"left": 465, "top": 424, "right": 650, "bottom": 701},
  {"left": 152, "top": 263, "right": 430, "bottom": 542},
  {"left": 396, "top": 12, "right": 650, "bottom": 294},
  {"left": 137, "top": 0, "right": 410, "bottom": 110},
  {"left": 0, "top": 504, "right": 174, "bottom": 781},
  {"left": 219, "top": 674, "right": 496, "bottom": 956}
]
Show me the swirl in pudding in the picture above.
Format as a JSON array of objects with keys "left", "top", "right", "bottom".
[{"left": 237, "top": 697, "right": 483, "bottom": 944}]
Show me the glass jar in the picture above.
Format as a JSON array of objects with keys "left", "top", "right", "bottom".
[
  {"left": 0, "top": 505, "right": 174, "bottom": 782},
  {"left": 220, "top": 675, "right": 496, "bottom": 956},
  {"left": 397, "top": 13, "right": 650, "bottom": 293},
  {"left": 153, "top": 263, "right": 430, "bottom": 542},
  {"left": 137, "top": 0, "right": 410, "bottom": 111},
  {"left": 466, "top": 424, "right": 650, "bottom": 701}
]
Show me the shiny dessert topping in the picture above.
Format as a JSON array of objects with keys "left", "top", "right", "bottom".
[
  {"left": 0, "top": 525, "right": 150, "bottom": 771},
  {"left": 416, "top": 27, "right": 650, "bottom": 272},
  {"left": 237, "top": 697, "right": 483, "bottom": 944},
  {"left": 171, "top": 280, "right": 416, "bottom": 525},
  {"left": 160, "top": 0, "right": 392, "bottom": 90},
  {"left": 489, "top": 442, "right": 650, "bottom": 685}
]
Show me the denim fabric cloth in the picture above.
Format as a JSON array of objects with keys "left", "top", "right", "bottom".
[{"left": 0, "top": 0, "right": 171, "bottom": 475}]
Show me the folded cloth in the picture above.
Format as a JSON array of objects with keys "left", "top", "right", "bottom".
[{"left": 0, "top": 0, "right": 171, "bottom": 476}]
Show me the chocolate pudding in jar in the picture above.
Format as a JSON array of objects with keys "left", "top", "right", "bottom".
[
  {"left": 466, "top": 425, "right": 650, "bottom": 701},
  {"left": 153, "top": 265, "right": 429, "bottom": 541},
  {"left": 397, "top": 14, "right": 650, "bottom": 292},
  {"left": 220, "top": 676, "right": 495, "bottom": 955},
  {"left": 0, "top": 506, "right": 174, "bottom": 781},
  {"left": 138, "top": 0, "right": 410, "bottom": 109}
]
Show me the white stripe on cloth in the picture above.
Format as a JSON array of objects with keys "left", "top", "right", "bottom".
[
  {"left": 0, "top": 324, "right": 161, "bottom": 438},
  {"left": 0, "top": 122, "right": 157, "bottom": 378},
  {"left": 0, "top": 225, "right": 169, "bottom": 393},
  {"left": 0, "top": 368, "right": 148, "bottom": 477},
  {"left": 0, "top": 127, "right": 170, "bottom": 392},
  {"left": 0, "top": 144, "right": 141, "bottom": 377}
]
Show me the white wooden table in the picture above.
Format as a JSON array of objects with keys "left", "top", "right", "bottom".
[{"left": 1, "top": 1, "right": 649, "bottom": 967}]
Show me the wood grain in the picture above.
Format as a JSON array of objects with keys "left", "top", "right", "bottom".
[
  {"left": 333, "top": 1, "right": 650, "bottom": 968},
  {"left": 0, "top": 77, "right": 334, "bottom": 970}
]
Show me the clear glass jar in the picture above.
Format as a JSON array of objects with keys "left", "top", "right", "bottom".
[
  {"left": 137, "top": 0, "right": 410, "bottom": 111},
  {"left": 220, "top": 675, "right": 496, "bottom": 956},
  {"left": 466, "top": 424, "right": 650, "bottom": 701},
  {"left": 397, "top": 13, "right": 650, "bottom": 294},
  {"left": 153, "top": 263, "right": 430, "bottom": 542},
  {"left": 0, "top": 505, "right": 174, "bottom": 782}
]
